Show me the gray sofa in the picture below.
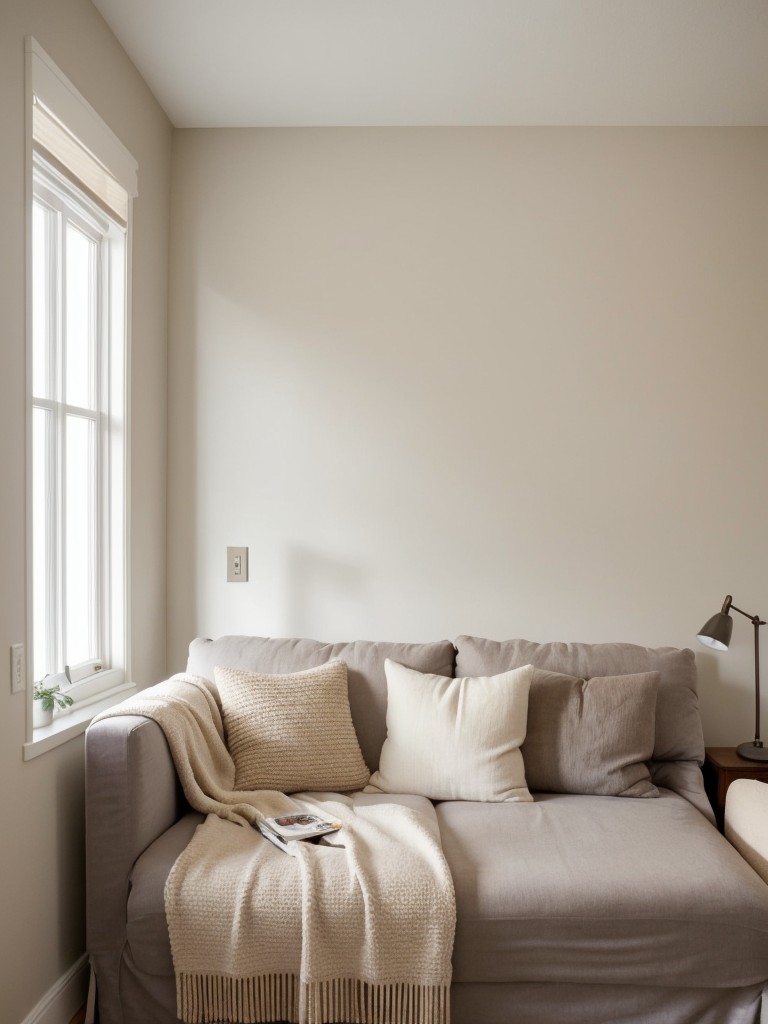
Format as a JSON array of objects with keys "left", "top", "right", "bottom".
[{"left": 85, "top": 635, "right": 768, "bottom": 1024}]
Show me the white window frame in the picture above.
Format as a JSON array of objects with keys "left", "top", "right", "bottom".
[{"left": 24, "top": 39, "right": 137, "bottom": 757}]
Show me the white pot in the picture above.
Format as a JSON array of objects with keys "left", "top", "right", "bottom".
[{"left": 33, "top": 701, "right": 54, "bottom": 728}]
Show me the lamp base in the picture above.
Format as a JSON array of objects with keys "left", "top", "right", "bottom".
[{"left": 736, "top": 741, "right": 768, "bottom": 762}]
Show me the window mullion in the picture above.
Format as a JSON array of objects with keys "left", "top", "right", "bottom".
[
  {"left": 43, "top": 406, "right": 57, "bottom": 683},
  {"left": 94, "top": 238, "right": 105, "bottom": 669}
]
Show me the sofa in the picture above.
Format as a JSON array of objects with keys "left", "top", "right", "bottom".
[{"left": 85, "top": 634, "right": 768, "bottom": 1024}]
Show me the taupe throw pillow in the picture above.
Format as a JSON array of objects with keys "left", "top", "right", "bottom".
[
  {"left": 522, "top": 670, "right": 660, "bottom": 797},
  {"left": 215, "top": 661, "right": 370, "bottom": 793},
  {"left": 365, "top": 659, "right": 534, "bottom": 802}
]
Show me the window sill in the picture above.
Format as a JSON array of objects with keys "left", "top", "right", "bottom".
[{"left": 23, "top": 682, "right": 136, "bottom": 761}]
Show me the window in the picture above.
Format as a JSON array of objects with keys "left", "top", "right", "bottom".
[
  {"left": 27, "top": 40, "right": 137, "bottom": 732},
  {"left": 32, "top": 160, "right": 122, "bottom": 699}
]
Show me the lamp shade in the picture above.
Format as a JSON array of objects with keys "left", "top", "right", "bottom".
[{"left": 696, "top": 611, "right": 733, "bottom": 651}]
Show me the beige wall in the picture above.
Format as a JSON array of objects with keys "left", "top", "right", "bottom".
[
  {"left": 0, "top": 1, "right": 171, "bottom": 1020},
  {"left": 3, "top": 15, "right": 763, "bottom": 1022},
  {"left": 168, "top": 126, "right": 768, "bottom": 747}
]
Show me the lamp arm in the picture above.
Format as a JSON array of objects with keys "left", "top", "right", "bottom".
[{"left": 729, "top": 602, "right": 767, "bottom": 628}]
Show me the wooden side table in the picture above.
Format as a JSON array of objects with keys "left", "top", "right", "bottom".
[{"left": 703, "top": 747, "right": 768, "bottom": 830}]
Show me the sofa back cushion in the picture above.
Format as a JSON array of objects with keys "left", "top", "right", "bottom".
[
  {"left": 187, "top": 636, "right": 456, "bottom": 773},
  {"left": 454, "top": 636, "right": 704, "bottom": 766}
]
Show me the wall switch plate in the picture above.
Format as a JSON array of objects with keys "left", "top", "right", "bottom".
[
  {"left": 10, "top": 644, "right": 25, "bottom": 693},
  {"left": 227, "top": 546, "right": 249, "bottom": 582}
]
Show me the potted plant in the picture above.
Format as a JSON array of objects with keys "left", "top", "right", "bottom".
[{"left": 33, "top": 679, "right": 74, "bottom": 728}]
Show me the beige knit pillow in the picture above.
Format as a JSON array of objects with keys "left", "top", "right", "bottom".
[
  {"left": 215, "top": 661, "right": 370, "bottom": 793},
  {"left": 365, "top": 659, "right": 534, "bottom": 802}
]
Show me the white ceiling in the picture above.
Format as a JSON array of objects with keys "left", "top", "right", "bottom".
[{"left": 91, "top": 0, "right": 768, "bottom": 128}]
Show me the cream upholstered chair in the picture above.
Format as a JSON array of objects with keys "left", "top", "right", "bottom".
[{"left": 725, "top": 779, "right": 768, "bottom": 885}]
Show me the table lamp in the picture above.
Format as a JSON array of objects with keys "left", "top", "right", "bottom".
[{"left": 696, "top": 594, "right": 768, "bottom": 762}]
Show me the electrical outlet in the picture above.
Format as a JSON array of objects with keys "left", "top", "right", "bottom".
[
  {"left": 10, "top": 644, "right": 25, "bottom": 694},
  {"left": 227, "top": 546, "right": 249, "bottom": 583}
]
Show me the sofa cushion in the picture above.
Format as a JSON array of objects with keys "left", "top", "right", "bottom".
[
  {"left": 187, "top": 636, "right": 456, "bottom": 773},
  {"left": 366, "top": 660, "right": 533, "bottom": 802},
  {"left": 215, "top": 661, "right": 370, "bottom": 793},
  {"left": 522, "top": 669, "right": 659, "bottom": 797},
  {"left": 455, "top": 637, "right": 703, "bottom": 764},
  {"left": 437, "top": 791, "right": 768, "bottom": 990},
  {"left": 454, "top": 637, "right": 710, "bottom": 813},
  {"left": 126, "top": 795, "right": 436, "bottom": 980}
]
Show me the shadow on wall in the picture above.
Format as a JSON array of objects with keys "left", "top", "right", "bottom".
[
  {"left": 166, "top": 286, "right": 200, "bottom": 675},
  {"left": 286, "top": 545, "right": 368, "bottom": 640},
  {"left": 56, "top": 745, "right": 86, "bottom": 959}
]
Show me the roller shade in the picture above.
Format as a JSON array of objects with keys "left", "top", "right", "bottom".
[{"left": 33, "top": 99, "right": 128, "bottom": 225}]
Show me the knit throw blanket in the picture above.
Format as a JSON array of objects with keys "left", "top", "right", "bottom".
[{"left": 92, "top": 674, "right": 456, "bottom": 1024}]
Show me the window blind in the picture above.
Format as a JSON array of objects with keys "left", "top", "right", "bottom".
[{"left": 32, "top": 98, "right": 128, "bottom": 226}]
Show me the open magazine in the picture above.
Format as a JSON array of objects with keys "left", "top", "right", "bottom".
[{"left": 257, "top": 813, "right": 342, "bottom": 852}]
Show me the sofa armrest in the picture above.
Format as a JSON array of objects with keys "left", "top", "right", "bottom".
[
  {"left": 724, "top": 778, "right": 768, "bottom": 885},
  {"left": 85, "top": 715, "right": 182, "bottom": 965}
]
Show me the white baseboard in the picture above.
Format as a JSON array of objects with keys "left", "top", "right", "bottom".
[{"left": 19, "top": 954, "right": 89, "bottom": 1024}]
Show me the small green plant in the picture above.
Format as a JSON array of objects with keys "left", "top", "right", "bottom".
[{"left": 33, "top": 680, "right": 74, "bottom": 713}]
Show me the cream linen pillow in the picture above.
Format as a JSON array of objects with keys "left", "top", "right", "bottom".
[
  {"left": 365, "top": 659, "right": 534, "bottom": 802},
  {"left": 215, "top": 660, "right": 370, "bottom": 793},
  {"left": 522, "top": 669, "right": 660, "bottom": 797}
]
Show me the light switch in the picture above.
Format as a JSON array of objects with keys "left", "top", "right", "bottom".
[
  {"left": 227, "top": 547, "right": 249, "bottom": 582},
  {"left": 10, "top": 644, "right": 25, "bottom": 693}
]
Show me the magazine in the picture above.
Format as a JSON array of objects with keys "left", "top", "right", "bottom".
[{"left": 257, "top": 813, "right": 342, "bottom": 852}]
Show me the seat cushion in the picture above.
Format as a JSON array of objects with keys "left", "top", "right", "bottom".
[
  {"left": 126, "top": 794, "right": 441, "bottom": 979},
  {"left": 437, "top": 791, "right": 768, "bottom": 989}
]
